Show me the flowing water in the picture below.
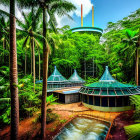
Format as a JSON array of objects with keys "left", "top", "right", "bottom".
[{"left": 54, "top": 117, "right": 110, "bottom": 140}]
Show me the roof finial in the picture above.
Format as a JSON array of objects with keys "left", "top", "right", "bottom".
[
  {"left": 106, "top": 66, "right": 108, "bottom": 69},
  {"left": 81, "top": 4, "right": 83, "bottom": 27},
  {"left": 92, "top": 5, "right": 94, "bottom": 27},
  {"left": 99, "top": 66, "right": 115, "bottom": 82}
]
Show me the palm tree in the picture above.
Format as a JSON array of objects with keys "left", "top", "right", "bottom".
[
  {"left": 17, "top": 10, "right": 42, "bottom": 92},
  {"left": 122, "top": 29, "right": 140, "bottom": 86},
  {"left": 35, "top": 41, "right": 43, "bottom": 81},
  {"left": 9, "top": 1, "right": 19, "bottom": 139},
  {"left": 40, "top": 1, "right": 76, "bottom": 138},
  {"left": 18, "top": 0, "right": 76, "bottom": 138},
  {"left": 0, "top": 1, "right": 19, "bottom": 139}
]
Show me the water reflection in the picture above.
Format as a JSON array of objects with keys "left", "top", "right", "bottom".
[{"left": 54, "top": 117, "right": 110, "bottom": 140}]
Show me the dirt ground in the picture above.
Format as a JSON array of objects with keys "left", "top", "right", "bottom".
[
  {"left": 107, "top": 111, "right": 134, "bottom": 140},
  {"left": 0, "top": 103, "right": 89, "bottom": 140},
  {"left": 0, "top": 103, "right": 133, "bottom": 140}
]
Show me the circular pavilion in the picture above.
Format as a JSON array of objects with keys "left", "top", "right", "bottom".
[
  {"left": 68, "top": 69, "right": 85, "bottom": 86},
  {"left": 71, "top": 27, "right": 103, "bottom": 36},
  {"left": 47, "top": 66, "right": 68, "bottom": 89},
  {"left": 79, "top": 66, "right": 140, "bottom": 112},
  {"left": 71, "top": 4, "right": 103, "bottom": 37}
]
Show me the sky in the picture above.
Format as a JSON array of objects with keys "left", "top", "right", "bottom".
[
  {"left": 57, "top": 0, "right": 140, "bottom": 30},
  {"left": 0, "top": 0, "right": 140, "bottom": 30}
]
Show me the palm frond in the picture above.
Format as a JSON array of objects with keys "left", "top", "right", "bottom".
[
  {"left": 50, "top": 0, "right": 76, "bottom": 16},
  {"left": 22, "top": 36, "right": 30, "bottom": 49},
  {"left": 0, "top": 98, "right": 10, "bottom": 103},
  {"left": 124, "top": 123, "right": 140, "bottom": 140},
  {"left": 34, "top": 38, "right": 42, "bottom": 50},
  {"left": 0, "top": 9, "right": 9, "bottom": 17},
  {"left": 16, "top": 18, "right": 27, "bottom": 30}
]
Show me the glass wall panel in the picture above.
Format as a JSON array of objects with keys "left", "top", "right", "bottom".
[
  {"left": 102, "top": 97, "right": 108, "bottom": 107},
  {"left": 109, "top": 97, "right": 115, "bottom": 107},
  {"left": 85, "top": 95, "right": 87, "bottom": 103},
  {"left": 124, "top": 96, "right": 129, "bottom": 106},
  {"left": 95, "top": 96, "right": 100, "bottom": 106},
  {"left": 116, "top": 97, "right": 122, "bottom": 107},
  {"left": 89, "top": 96, "right": 93, "bottom": 105}
]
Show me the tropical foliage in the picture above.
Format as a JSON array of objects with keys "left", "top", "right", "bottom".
[
  {"left": 102, "top": 8, "right": 140, "bottom": 84},
  {"left": 0, "top": 1, "right": 140, "bottom": 139},
  {"left": 124, "top": 95, "right": 140, "bottom": 140},
  {"left": 124, "top": 123, "right": 140, "bottom": 140}
]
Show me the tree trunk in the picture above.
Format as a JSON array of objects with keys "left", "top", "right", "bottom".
[
  {"left": 32, "top": 38, "right": 35, "bottom": 92},
  {"left": 41, "top": 7, "right": 49, "bottom": 139},
  {"left": 39, "top": 49, "right": 40, "bottom": 81},
  {"left": 31, "top": 45, "right": 33, "bottom": 75},
  {"left": 10, "top": 0, "right": 19, "bottom": 139},
  {"left": 93, "top": 57, "right": 94, "bottom": 77},
  {"left": 84, "top": 59, "right": 86, "bottom": 80},
  {"left": 25, "top": 48, "right": 27, "bottom": 75},
  {"left": 136, "top": 48, "right": 139, "bottom": 86}
]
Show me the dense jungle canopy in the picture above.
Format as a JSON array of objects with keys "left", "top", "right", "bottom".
[{"left": 0, "top": 4, "right": 140, "bottom": 133}]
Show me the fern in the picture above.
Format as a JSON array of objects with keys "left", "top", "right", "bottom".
[
  {"left": 124, "top": 95, "right": 140, "bottom": 140},
  {"left": 130, "top": 95, "right": 140, "bottom": 120},
  {"left": 124, "top": 123, "right": 140, "bottom": 140},
  {"left": 46, "top": 94, "right": 58, "bottom": 105}
]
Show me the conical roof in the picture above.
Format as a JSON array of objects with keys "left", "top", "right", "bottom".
[
  {"left": 87, "top": 66, "right": 134, "bottom": 88},
  {"left": 99, "top": 66, "right": 116, "bottom": 82},
  {"left": 79, "top": 66, "right": 140, "bottom": 96},
  {"left": 69, "top": 70, "right": 85, "bottom": 83},
  {"left": 86, "top": 66, "right": 134, "bottom": 88},
  {"left": 47, "top": 66, "right": 68, "bottom": 82}
]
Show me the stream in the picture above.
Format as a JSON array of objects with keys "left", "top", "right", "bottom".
[{"left": 54, "top": 117, "right": 110, "bottom": 140}]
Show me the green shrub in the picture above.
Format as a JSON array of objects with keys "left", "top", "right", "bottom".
[
  {"left": 35, "top": 111, "right": 59, "bottom": 125},
  {"left": 59, "top": 119, "right": 67, "bottom": 124},
  {"left": 46, "top": 113, "right": 59, "bottom": 124},
  {"left": 47, "top": 108, "right": 53, "bottom": 113}
]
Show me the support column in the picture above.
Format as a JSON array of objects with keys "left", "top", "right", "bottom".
[
  {"left": 93, "top": 57, "right": 94, "bottom": 77},
  {"left": 84, "top": 59, "right": 86, "bottom": 80},
  {"left": 92, "top": 5, "right": 94, "bottom": 27},
  {"left": 81, "top": 4, "right": 83, "bottom": 27},
  {"left": 108, "top": 97, "right": 109, "bottom": 107}
]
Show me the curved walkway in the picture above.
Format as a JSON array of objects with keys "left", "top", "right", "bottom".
[{"left": 52, "top": 102, "right": 120, "bottom": 122}]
